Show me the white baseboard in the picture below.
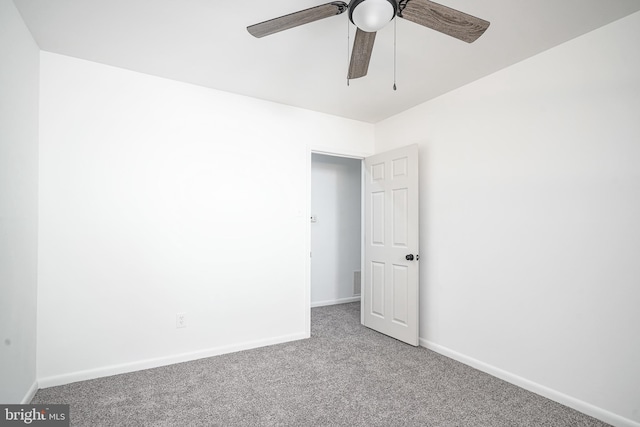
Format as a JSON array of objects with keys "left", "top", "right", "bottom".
[
  {"left": 311, "top": 296, "right": 361, "bottom": 308},
  {"left": 38, "top": 332, "right": 308, "bottom": 389},
  {"left": 20, "top": 381, "right": 38, "bottom": 404},
  {"left": 420, "top": 338, "right": 640, "bottom": 427}
]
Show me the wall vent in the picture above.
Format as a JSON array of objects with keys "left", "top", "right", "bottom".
[{"left": 353, "top": 271, "right": 361, "bottom": 296}]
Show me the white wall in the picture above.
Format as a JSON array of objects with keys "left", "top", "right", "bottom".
[
  {"left": 37, "top": 52, "right": 374, "bottom": 385},
  {"left": 0, "top": 0, "right": 40, "bottom": 404},
  {"left": 375, "top": 11, "right": 640, "bottom": 426},
  {"left": 310, "top": 154, "right": 361, "bottom": 307}
]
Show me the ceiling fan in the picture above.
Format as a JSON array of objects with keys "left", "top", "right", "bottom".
[{"left": 247, "top": 0, "right": 490, "bottom": 80}]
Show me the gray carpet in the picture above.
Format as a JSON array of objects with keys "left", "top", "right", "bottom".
[{"left": 32, "top": 303, "right": 608, "bottom": 426}]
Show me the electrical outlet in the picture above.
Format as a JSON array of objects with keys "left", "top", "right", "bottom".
[{"left": 176, "top": 313, "right": 187, "bottom": 329}]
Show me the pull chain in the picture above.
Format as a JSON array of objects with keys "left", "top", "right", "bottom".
[
  {"left": 393, "top": 17, "right": 397, "bottom": 91},
  {"left": 347, "top": 18, "right": 350, "bottom": 87}
]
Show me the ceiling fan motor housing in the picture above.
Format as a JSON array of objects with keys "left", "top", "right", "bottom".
[{"left": 349, "top": 0, "right": 398, "bottom": 32}]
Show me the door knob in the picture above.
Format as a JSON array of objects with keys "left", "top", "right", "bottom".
[{"left": 405, "top": 254, "right": 414, "bottom": 261}]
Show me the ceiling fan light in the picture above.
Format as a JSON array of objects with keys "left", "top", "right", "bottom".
[{"left": 350, "top": 0, "right": 396, "bottom": 33}]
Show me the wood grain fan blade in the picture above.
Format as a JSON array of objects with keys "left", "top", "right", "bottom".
[
  {"left": 247, "top": 2, "right": 348, "bottom": 38},
  {"left": 348, "top": 29, "right": 376, "bottom": 79},
  {"left": 398, "top": 0, "right": 489, "bottom": 43}
]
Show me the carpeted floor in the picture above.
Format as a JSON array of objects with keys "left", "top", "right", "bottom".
[{"left": 32, "top": 303, "right": 609, "bottom": 426}]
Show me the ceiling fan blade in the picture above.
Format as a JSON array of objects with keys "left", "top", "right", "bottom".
[
  {"left": 397, "top": 0, "right": 489, "bottom": 43},
  {"left": 247, "top": 2, "right": 348, "bottom": 38},
  {"left": 348, "top": 29, "right": 376, "bottom": 79}
]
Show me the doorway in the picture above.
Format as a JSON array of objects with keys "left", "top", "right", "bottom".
[{"left": 310, "top": 153, "right": 363, "bottom": 308}]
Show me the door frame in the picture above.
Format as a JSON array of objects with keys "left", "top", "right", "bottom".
[{"left": 305, "top": 145, "right": 371, "bottom": 336}]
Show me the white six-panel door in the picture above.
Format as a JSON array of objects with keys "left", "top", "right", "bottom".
[{"left": 363, "top": 144, "right": 419, "bottom": 346}]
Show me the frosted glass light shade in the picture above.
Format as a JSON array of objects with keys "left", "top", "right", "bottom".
[{"left": 350, "top": 0, "right": 396, "bottom": 33}]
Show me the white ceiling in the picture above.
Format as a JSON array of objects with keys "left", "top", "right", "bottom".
[{"left": 14, "top": 0, "right": 640, "bottom": 123}]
